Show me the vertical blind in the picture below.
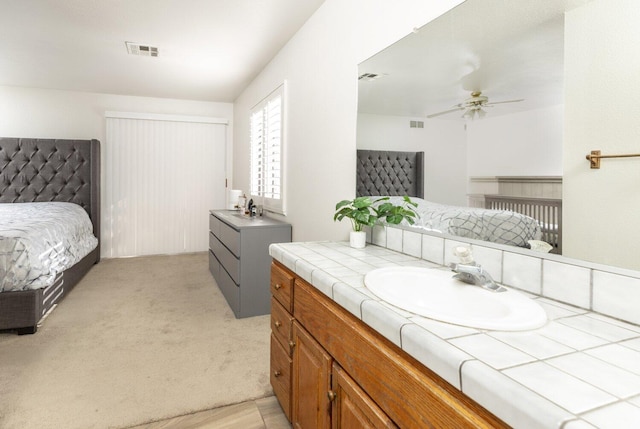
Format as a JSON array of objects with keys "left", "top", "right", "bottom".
[
  {"left": 250, "top": 84, "right": 284, "bottom": 213},
  {"left": 104, "top": 115, "right": 227, "bottom": 258}
]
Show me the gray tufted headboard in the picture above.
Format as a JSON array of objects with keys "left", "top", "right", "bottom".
[
  {"left": 356, "top": 150, "right": 424, "bottom": 198},
  {"left": 0, "top": 138, "right": 101, "bottom": 240}
]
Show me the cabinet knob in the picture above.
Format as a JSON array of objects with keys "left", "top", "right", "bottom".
[
  {"left": 274, "top": 370, "right": 282, "bottom": 377},
  {"left": 327, "top": 390, "right": 337, "bottom": 402},
  {"left": 274, "top": 320, "right": 282, "bottom": 328},
  {"left": 274, "top": 283, "right": 282, "bottom": 290},
  {"left": 288, "top": 340, "right": 296, "bottom": 349}
]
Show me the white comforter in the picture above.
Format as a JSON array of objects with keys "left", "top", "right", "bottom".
[
  {"left": 381, "top": 197, "right": 542, "bottom": 248},
  {"left": 0, "top": 202, "right": 98, "bottom": 292}
]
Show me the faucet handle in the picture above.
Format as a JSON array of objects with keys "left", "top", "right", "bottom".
[{"left": 453, "top": 246, "right": 475, "bottom": 264}]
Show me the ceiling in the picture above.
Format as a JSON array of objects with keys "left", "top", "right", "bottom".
[
  {"left": 358, "top": 0, "right": 592, "bottom": 120},
  {"left": 0, "top": 0, "right": 325, "bottom": 102}
]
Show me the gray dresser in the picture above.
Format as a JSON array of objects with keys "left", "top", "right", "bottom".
[{"left": 208, "top": 210, "right": 292, "bottom": 318}]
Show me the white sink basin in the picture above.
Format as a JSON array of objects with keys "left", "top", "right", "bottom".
[{"left": 364, "top": 267, "right": 547, "bottom": 331}]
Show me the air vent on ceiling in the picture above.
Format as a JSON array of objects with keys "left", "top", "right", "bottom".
[
  {"left": 125, "top": 42, "right": 159, "bottom": 57},
  {"left": 410, "top": 120, "right": 424, "bottom": 129},
  {"left": 358, "top": 72, "right": 386, "bottom": 81}
]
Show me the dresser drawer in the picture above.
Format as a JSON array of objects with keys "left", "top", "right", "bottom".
[
  {"left": 271, "top": 262, "right": 294, "bottom": 312},
  {"left": 219, "top": 221, "right": 240, "bottom": 257},
  {"left": 209, "top": 213, "right": 221, "bottom": 238},
  {"left": 209, "top": 232, "right": 240, "bottom": 284},
  {"left": 270, "top": 333, "right": 292, "bottom": 420},
  {"left": 217, "top": 262, "right": 240, "bottom": 316},
  {"left": 208, "top": 250, "right": 220, "bottom": 280},
  {"left": 271, "top": 297, "right": 294, "bottom": 354}
]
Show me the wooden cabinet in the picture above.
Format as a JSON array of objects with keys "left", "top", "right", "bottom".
[
  {"left": 291, "top": 321, "right": 332, "bottom": 429},
  {"left": 332, "top": 363, "right": 397, "bottom": 429},
  {"left": 208, "top": 210, "right": 291, "bottom": 318},
  {"left": 270, "top": 262, "right": 296, "bottom": 420},
  {"left": 270, "top": 260, "right": 508, "bottom": 429}
]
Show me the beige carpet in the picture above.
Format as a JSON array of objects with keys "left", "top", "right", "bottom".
[{"left": 0, "top": 253, "right": 273, "bottom": 429}]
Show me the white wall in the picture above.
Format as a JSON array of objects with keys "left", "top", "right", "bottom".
[
  {"left": 564, "top": 0, "right": 640, "bottom": 270},
  {"left": 233, "top": 0, "right": 464, "bottom": 241},
  {"left": 467, "top": 105, "right": 563, "bottom": 177},
  {"left": 0, "top": 85, "right": 233, "bottom": 142},
  {"left": 357, "top": 114, "right": 467, "bottom": 206},
  {"left": 0, "top": 85, "right": 234, "bottom": 257}
]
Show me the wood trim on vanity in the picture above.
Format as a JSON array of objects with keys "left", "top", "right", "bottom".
[{"left": 272, "top": 260, "right": 508, "bottom": 429}]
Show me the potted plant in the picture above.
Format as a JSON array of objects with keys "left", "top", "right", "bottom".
[{"left": 334, "top": 196, "right": 418, "bottom": 248}]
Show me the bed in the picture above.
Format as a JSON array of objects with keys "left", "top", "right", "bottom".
[
  {"left": 0, "top": 138, "right": 100, "bottom": 334},
  {"left": 484, "top": 195, "right": 562, "bottom": 254},
  {"left": 356, "top": 149, "right": 556, "bottom": 251}
]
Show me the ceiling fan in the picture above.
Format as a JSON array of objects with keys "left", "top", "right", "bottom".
[{"left": 427, "top": 91, "right": 524, "bottom": 119}]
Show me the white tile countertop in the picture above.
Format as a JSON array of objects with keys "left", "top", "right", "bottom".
[{"left": 269, "top": 241, "right": 640, "bottom": 429}]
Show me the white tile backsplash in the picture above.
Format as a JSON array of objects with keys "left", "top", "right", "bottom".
[
  {"left": 402, "top": 230, "right": 422, "bottom": 257},
  {"left": 421, "top": 234, "right": 444, "bottom": 264},
  {"left": 502, "top": 252, "right": 542, "bottom": 294},
  {"left": 371, "top": 225, "right": 386, "bottom": 247},
  {"left": 543, "top": 260, "right": 591, "bottom": 308},
  {"left": 386, "top": 227, "right": 403, "bottom": 252},
  {"left": 470, "top": 245, "right": 503, "bottom": 283},
  {"left": 593, "top": 270, "right": 640, "bottom": 326}
]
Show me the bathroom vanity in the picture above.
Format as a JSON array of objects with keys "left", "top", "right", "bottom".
[
  {"left": 270, "top": 259, "right": 507, "bottom": 428},
  {"left": 269, "top": 240, "right": 640, "bottom": 428}
]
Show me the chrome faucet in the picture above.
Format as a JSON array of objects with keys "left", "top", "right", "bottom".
[{"left": 449, "top": 246, "right": 507, "bottom": 293}]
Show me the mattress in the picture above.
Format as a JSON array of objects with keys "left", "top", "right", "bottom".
[
  {"left": 0, "top": 202, "right": 98, "bottom": 292},
  {"left": 381, "top": 197, "right": 543, "bottom": 248}
]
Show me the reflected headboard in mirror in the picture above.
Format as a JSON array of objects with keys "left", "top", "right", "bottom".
[{"left": 356, "top": 150, "right": 424, "bottom": 198}]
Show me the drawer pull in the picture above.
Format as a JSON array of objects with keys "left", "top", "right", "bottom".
[
  {"left": 274, "top": 370, "right": 282, "bottom": 377},
  {"left": 274, "top": 320, "right": 282, "bottom": 328},
  {"left": 274, "top": 283, "right": 282, "bottom": 290}
]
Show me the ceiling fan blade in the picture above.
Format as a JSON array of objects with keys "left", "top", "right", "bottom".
[
  {"left": 485, "top": 98, "right": 524, "bottom": 105},
  {"left": 427, "top": 106, "right": 465, "bottom": 118}
]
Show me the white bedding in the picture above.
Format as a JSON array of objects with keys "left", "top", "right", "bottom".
[
  {"left": 381, "top": 197, "right": 543, "bottom": 248},
  {"left": 0, "top": 202, "right": 98, "bottom": 292}
]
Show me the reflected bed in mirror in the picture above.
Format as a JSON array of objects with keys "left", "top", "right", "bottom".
[{"left": 356, "top": 149, "right": 561, "bottom": 253}]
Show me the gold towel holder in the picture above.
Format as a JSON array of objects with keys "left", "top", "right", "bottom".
[{"left": 586, "top": 150, "right": 640, "bottom": 169}]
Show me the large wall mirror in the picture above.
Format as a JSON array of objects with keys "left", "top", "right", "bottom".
[{"left": 357, "top": 0, "right": 640, "bottom": 272}]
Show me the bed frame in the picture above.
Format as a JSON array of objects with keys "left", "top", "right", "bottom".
[
  {"left": 0, "top": 138, "right": 100, "bottom": 334},
  {"left": 484, "top": 195, "right": 563, "bottom": 254},
  {"left": 356, "top": 150, "right": 424, "bottom": 198}
]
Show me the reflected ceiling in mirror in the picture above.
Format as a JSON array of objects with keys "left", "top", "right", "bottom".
[{"left": 358, "top": 0, "right": 591, "bottom": 120}]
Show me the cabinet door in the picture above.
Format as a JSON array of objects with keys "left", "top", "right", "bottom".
[
  {"left": 331, "top": 363, "right": 397, "bottom": 429},
  {"left": 292, "top": 321, "right": 332, "bottom": 429},
  {"left": 271, "top": 334, "right": 292, "bottom": 421}
]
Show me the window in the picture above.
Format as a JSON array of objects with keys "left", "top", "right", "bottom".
[{"left": 250, "top": 83, "right": 285, "bottom": 214}]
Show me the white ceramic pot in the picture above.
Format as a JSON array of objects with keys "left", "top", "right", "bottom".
[{"left": 350, "top": 230, "right": 367, "bottom": 249}]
